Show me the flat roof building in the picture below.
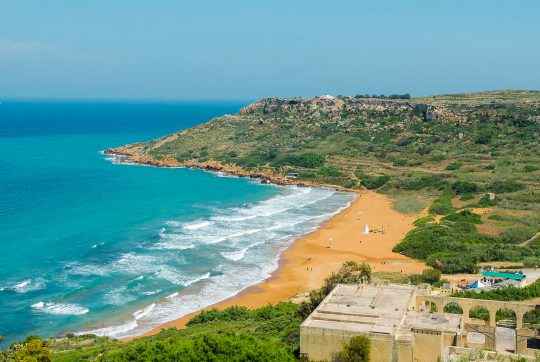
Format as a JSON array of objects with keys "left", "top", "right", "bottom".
[
  {"left": 300, "top": 283, "right": 540, "bottom": 361},
  {"left": 300, "top": 284, "right": 462, "bottom": 362}
]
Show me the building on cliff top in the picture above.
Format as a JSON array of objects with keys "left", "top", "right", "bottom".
[{"left": 300, "top": 283, "right": 540, "bottom": 361}]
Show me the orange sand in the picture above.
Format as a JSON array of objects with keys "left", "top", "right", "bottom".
[{"left": 131, "top": 190, "right": 426, "bottom": 339}]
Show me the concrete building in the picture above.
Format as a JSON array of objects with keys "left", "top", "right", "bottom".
[{"left": 300, "top": 283, "right": 540, "bottom": 361}]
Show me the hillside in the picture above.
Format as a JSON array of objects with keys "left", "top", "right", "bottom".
[{"left": 108, "top": 90, "right": 540, "bottom": 273}]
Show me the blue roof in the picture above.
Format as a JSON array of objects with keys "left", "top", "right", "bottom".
[{"left": 482, "top": 271, "right": 525, "bottom": 281}]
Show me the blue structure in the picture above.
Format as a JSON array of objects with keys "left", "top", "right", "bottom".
[{"left": 482, "top": 271, "right": 525, "bottom": 281}]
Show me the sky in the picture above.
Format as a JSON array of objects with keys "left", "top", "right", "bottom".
[{"left": 1, "top": 0, "right": 539, "bottom": 100}]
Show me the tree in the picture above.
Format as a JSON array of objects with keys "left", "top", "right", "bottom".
[
  {"left": 297, "top": 261, "right": 372, "bottom": 319},
  {"left": 421, "top": 269, "right": 442, "bottom": 284},
  {"left": 337, "top": 335, "right": 371, "bottom": 362},
  {"left": 13, "top": 338, "right": 52, "bottom": 362}
]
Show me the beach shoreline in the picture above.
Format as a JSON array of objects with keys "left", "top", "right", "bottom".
[{"left": 125, "top": 189, "right": 427, "bottom": 340}]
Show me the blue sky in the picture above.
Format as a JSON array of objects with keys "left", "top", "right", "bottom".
[{"left": 1, "top": 0, "right": 539, "bottom": 100}]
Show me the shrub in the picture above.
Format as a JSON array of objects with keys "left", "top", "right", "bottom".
[
  {"left": 105, "top": 332, "right": 295, "bottom": 361},
  {"left": 475, "top": 129, "right": 494, "bottom": 144},
  {"left": 441, "top": 209, "right": 483, "bottom": 224},
  {"left": 420, "top": 269, "right": 442, "bottom": 284},
  {"left": 428, "top": 194, "right": 455, "bottom": 215},
  {"left": 337, "top": 335, "right": 371, "bottom": 362},
  {"left": 498, "top": 226, "right": 536, "bottom": 244},
  {"left": 445, "top": 162, "right": 462, "bottom": 170},
  {"left": 459, "top": 194, "right": 475, "bottom": 201},
  {"left": 430, "top": 154, "right": 446, "bottom": 162},
  {"left": 360, "top": 175, "right": 390, "bottom": 189},
  {"left": 283, "top": 153, "right": 325, "bottom": 168},
  {"left": 522, "top": 165, "right": 539, "bottom": 173},
  {"left": 400, "top": 174, "right": 447, "bottom": 191},
  {"left": 392, "top": 158, "right": 407, "bottom": 167},
  {"left": 452, "top": 180, "right": 479, "bottom": 195},
  {"left": 426, "top": 253, "right": 479, "bottom": 274},
  {"left": 487, "top": 180, "right": 525, "bottom": 193},
  {"left": 477, "top": 195, "right": 499, "bottom": 207},
  {"left": 318, "top": 165, "right": 343, "bottom": 177},
  {"left": 413, "top": 216, "right": 435, "bottom": 226}
]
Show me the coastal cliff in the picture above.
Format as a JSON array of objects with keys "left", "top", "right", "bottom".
[{"left": 107, "top": 90, "right": 539, "bottom": 190}]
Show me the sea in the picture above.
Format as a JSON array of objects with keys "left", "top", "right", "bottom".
[{"left": 0, "top": 101, "right": 355, "bottom": 346}]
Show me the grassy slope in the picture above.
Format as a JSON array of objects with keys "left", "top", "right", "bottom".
[{"left": 124, "top": 90, "right": 540, "bottom": 272}]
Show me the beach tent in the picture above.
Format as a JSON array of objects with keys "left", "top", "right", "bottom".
[
  {"left": 469, "top": 279, "right": 486, "bottom": 289},
  {"left": 363, "top": 224, "right": 369, "bottom": 235}
]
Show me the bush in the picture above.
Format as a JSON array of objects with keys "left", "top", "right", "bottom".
[
  {"left": 498, "top": 226, "right": 536, "bottom": 244},
  {"left": 445, "top": 162, "right": 462, "bottom": 170},
  {"left": 459, "top": 194, "right": 475, "bottom": 201},
  {"left": 428, "top": 194, "right": 455, "bottom": 215},
  {"left": 475, "top": 129, "right": 494, "bottom": 144},
  {"left": 426, "top": 253, "right": 479, "bottom": 274},
  {"left": 400, "top": 174, "right": 447, "bottom": 191},
  {"left": 441, "top": 209, "right": 483, "bottom": 224},
  {"left": 421, "top": 269, "right": 442, "bottom": 284},
  {"left": 409, "top": 269, "right": 442, "bottom": 285},
  {"left": 430, "top": 154, "right": 446, "bottom": 162},
  {"left": 105, "top": 332, "right": 295, "bottom": 362},
  {"left": 477, "top": 194, "right": 499, "bottom": 207},
  {"left": 3, "top": 338, "right": 52, "bottom": 362},
  {"left": 522, "top": 165, "right": 539, "bottom": 173},
  {"left": 283, "top": 153, "right": 325, "bottom": 168},
  {"left": 318, "top": 165, "right": 343, "bottom": 177},
  {"left": 360, "top": 175, "right": 390, "bottom": 190},
  {"left": 337, "top": 335, "right": 371, "bottom": 362},
  {"left": 487, "top": 180, "right": 525, "bottom": 193},
  {"left": 392, "top": 158, "right": 407, "bottom": 167},
  {"left": 413, "top": 216, "right": 435, "bottom": 226},
  {"left": 452, "top": 180, "right": 479, "bottom": 195}
]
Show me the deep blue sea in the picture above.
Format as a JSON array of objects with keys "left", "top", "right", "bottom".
[{"left": 0, "top": 101, "right": 354, "bottom": 346}]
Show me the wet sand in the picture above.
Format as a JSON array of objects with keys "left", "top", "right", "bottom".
[{"left": 131, "top": 189, "right": 426, "bottom": 339}]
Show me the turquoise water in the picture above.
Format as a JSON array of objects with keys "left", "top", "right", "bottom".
[{"left": 0, "top": 101, "right": 354, "bottom": 346}]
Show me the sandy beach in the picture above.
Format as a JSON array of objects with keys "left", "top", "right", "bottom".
[{"left": 129, "top": 189, "right": 426, "bottom": 339}]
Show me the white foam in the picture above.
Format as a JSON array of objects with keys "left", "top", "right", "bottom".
[
  {"left": 183, "top": 221, "right": 211, "bottom": 230},
  {"left": 2, "top": 279, "right": 47, "bottom": 293},
  {"left": 14, "top": 280, "right": 31, "bottom": 289},
  {"left": 32, "top": 302, "right": 89, "bottom": 315},
  {"left": 204, "top": 228, "right": 262, "bottom": 244},
  {"left": 133, "top": 303, "right": 155, "bottom": 320},
  {"left": 81, "top": 320, "right": 138, "bottom": 337},
  {"left": 220, "top": 247, "right": 248, "bottom": 261},
  {"left": 143, "top": 290, "right": 161, "bottom": 296}
]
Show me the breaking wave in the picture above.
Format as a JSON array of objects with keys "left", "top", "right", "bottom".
[
  {"left": 32, "top": 302, "right": 89, "bottom": 315},
  {"left": 78, "top": 186, "right": 355, "bottom": 339}
]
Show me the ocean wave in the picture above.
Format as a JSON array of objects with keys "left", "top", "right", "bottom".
[
  {"left": 182, "top": 220, "right": 212, "bottom": 230},
  {"left": 143, "top": 290, "right": 161, "bottom": 296},
  {"left": 1, "top": 279, "right": 46, "bottom": 293},
  {"left": 211, "top": 214, "right": 257, "bottom": 222},
  {"left": 75, "top": 187, "right": 355, "bottom": 339},
  {"left": 32, "top": 302, "right": 89, "bottom": 315},
  {"left": 154, "top": 267, "right": 210, "bottom": 287},
  {"left": 133, "top": 303, "right": 155, "bottom": 320},
  {"left": 204, "top": 228, "right": 262, "bottom": 244},
  {"left": 220, "top": 247, "right": 248, "bottom": 261}
]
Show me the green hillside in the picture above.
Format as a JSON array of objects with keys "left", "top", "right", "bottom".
[{"left": 112, "top": 90, "right": 540, "bottom": 273}]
